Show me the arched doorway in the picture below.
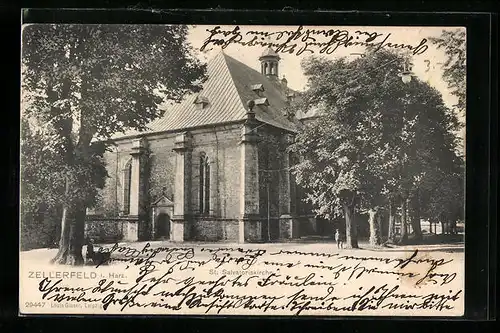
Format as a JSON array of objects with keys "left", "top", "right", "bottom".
[{"left": 151, "top": 194, "right": 174, "bottom": 241}]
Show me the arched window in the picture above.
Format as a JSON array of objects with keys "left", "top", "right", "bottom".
[
  {"left": 122, "top": 159, "right": 132, "bottom": 215},
  {"left": 199, "top": 153, "right": 210, "bottom": 214}
]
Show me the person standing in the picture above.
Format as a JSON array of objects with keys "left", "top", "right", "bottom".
[{"left": 335, "top": 229, "right": 344, "bottom": 249}]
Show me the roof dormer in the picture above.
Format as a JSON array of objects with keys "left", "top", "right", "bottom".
[
  {"left": 194, "top": 95, "right": 209, "bottom": 109},
  {"left": 250, "top": 83, "right": 265, "bottom": 96},
  {"left": 254, "top": 97, "right": 270, "bottom": 109}
]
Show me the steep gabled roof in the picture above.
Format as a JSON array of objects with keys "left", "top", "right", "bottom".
[
  {"left": 223, "top": 53, "right": 297, "bottom": 132},
  {"left": 111, "top": 51, "right": 297, "bottom": 140}
]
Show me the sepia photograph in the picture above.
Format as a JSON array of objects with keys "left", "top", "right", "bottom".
[{"left": 20, "top": 23, "right": 466, "bottom": 316}]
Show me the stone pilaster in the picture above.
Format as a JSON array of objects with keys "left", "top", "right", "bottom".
[
  {"left": 127, "top": 137, "right": 149, "bottom": 242},
  {"left": 171, "top": 132, "right": 193, "bottom": 242},
  {"left": 278, "top": 134, "right": 299, "bottom": 239},
  {"left": 239, "top": 110, "right": 262, "bottom": 243}
]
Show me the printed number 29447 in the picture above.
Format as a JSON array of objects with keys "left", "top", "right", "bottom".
[{"left": 25, "top": 302, "right": 46, "bottom": 308}]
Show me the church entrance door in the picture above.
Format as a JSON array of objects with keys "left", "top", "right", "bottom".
[
  {"left": 151, "top": 193, "right": 174, "bottom": 241},
  {"left": 155, "top": 213, "right": 171, "bottom": 240}
]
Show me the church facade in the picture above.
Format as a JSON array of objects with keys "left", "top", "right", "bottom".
[{"left": 86, "top": 48, "right": 322, "bottom": 243}]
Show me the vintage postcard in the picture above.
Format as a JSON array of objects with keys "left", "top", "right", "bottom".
[{"left": 20, "top": 24, "right": 466, "bottom": 316}]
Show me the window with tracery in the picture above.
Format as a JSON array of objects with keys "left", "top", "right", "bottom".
[
  {"left": 199, "top": 153, "right": 210, "bottom": 214},
  {"left": 122, "top": 159, "right": 132, "bottom": 215}
]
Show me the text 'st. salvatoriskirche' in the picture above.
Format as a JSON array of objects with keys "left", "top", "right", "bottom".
[{"left": 87, "top": 48, "right": 320, "bottom": 243}]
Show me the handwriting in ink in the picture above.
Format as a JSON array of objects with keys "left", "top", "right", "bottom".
[
  {"left": 200, "top": 26, "right": 429, "bottom": 56},
  {"left": 34, "top": 245, "right": 462, "bottom": 315}
]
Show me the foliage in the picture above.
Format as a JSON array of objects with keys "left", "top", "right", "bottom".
[
  {"left": 20, "top": 119, "right": 64, "bottom": 249},
  {"left": 288, "top": 49, "right": 464, "bottom": 244},
  {"left": 420, "top": 164, "right": 464, "bottom": 224},
  {"left": 21, "top": 24, "right": 207, "bottom": 257},
  {"left": 20, "top": 119, "right": 65, "bottom": 214},
  {"left": 429, "top": 29, "right": 466, "bottom": 115},
  {"left": 291, "top": 50, "right": 409, "bottom": 217},
  {"left": 22, "top": 23, "right": 206, "bottom": 203},
  {"left": 22, "top": 24, "right": 207, "bottom": 141}
]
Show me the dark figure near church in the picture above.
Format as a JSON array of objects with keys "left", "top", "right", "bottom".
[
  {"left": 335, "top": 229, "right": 344, "bottom": 250},
  {"left": 85, "top": 238, "right": 110, "bottom": 265}
]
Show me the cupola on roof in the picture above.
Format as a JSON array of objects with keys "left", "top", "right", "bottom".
[
  {"left": 259, "top": 47, "right": 280, "bottom": 60},
  {"left": 259, "top": 47, "right": 281, "bottom": 78}
]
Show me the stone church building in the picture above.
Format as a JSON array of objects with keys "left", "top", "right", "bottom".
[{"left": 87, "top": 48, "right": 324, "bottom": 243}]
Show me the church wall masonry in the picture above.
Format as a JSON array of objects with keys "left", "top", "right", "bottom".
[
  {"left": 89, "top": 120, "right": 301, "bottom": 243},
  {"left": 89, "top": 123, "right": 245, "bottom": 242},
  {"left": 256, "top": 125, "right": 298, "bottom": 241}
]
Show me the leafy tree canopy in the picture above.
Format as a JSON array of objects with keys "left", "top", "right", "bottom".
[
  {"left": 429, "top": 29, "right": 466, "bottom": 115},
  {"left": 21, "top": 24, "right": 207, "bottom": 206},
  {"left": 22, "top": 24, "right": 207, "bottom": 143},
  {"left": 289, "top": 49, "right": 463, "bottom": 222},
  {"left": 20, "top": 24, "right": 207, "bottom": 260}
]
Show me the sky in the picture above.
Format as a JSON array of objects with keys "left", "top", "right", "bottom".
[{"left": 186, "top": 25, "right": 465, "bottom": 110}]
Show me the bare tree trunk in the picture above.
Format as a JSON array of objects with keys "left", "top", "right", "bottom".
[
  {"left": 51, "top": 175, "right": 86, "bottom": 266},
  {"left": 369, "top": 208, "right": 382, "bottom": 246},
  {"left": 51, "top": 203, "right": 86, "bottom": 265},
  {"left": 399, "top": 198, "right": 408, "bottom": 244},
  {"left": 388, "top": 200, "right": 395, "bottom": 243},
  {"left": 49, "top": 94, "right": 96, "bottom": 266},
  {"left": 451, "top": 220, "right": 457, "bottom": 234},
  {"left": 376, "top": 212, "right": 383, "bottom": 243},
  {"left": 343, "top": 203, "right": 358, "bottom": 249},
  {"left": 51, "top": 175, "right": 70, "bottom": 263},
  {"left": 410, "top": 192, "right": 422, "bottom": 242}
]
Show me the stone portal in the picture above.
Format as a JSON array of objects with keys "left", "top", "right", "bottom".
[{"left": 151, "top": 194, "right": 174, "bottom": 240}]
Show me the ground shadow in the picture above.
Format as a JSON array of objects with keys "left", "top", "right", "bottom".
[
  {"left": 288, "top": 233, "right": 464, "bottom": 253},
  {"left": 402, "top": 233, "right": 464, "bottom": 245},
  {"left": 368, "top": 245, "right": 464, "bottom": 253}
]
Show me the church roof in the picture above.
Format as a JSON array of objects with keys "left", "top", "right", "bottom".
[{"left": 112, "top": 51, "right": 297, "bottom": 140}]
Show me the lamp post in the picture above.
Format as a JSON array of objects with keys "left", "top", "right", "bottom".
[{"left": 398, "top": 59, "right": 416, "bottom": 84}]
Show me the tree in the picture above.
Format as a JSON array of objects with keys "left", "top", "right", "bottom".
[
  {"left": 20, "top": 119, "right": 65, "bottom": 249},
  {"left": 429, "top": 29, "right": 466, "bottom": 116},
  {"left": 290, "top": 119, "right": 364, "bottom": 248},
  {"left": 420, "top": 161, "right": 464, "bottom": 235},
  {"left": 21, "top": 24, "right": 206, "bottom": 265},
  {"left": 368, "top": 207, "right": 383, "bottom": 246},
  {"left": 289, "top": 51, "right": 405, "bottom": 248},
  {"left": 426, "top": 29, "right": 466, "bottom": 236},
  {"left": 289, "top": 49, "right": 462, "bottom": 247}
]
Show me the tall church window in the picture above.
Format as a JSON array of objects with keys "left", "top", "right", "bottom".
[
  {"left": 199, "top": 153, "right": 210, "bottom": 214},
  {"left": 122, "top": 159, "right": 132, "bottom": 215}
]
